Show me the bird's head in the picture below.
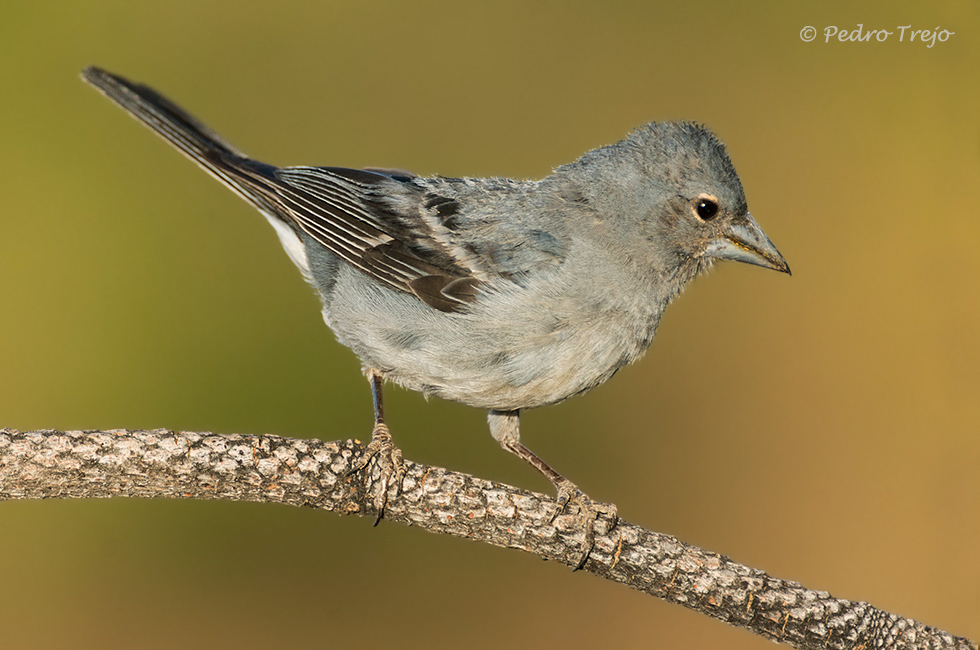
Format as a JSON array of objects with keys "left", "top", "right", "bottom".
[{"left": 564, "top": 122, "right": 790, "bottom": 280}]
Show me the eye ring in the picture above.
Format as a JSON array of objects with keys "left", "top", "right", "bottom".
[{"left": 693, "top": 195, "right": 720, "bottom": 221}]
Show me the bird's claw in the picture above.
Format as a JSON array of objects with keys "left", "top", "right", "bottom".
[
  {"left": 347, "top": 422, "right": 405, "bottom": 523},
  {"left": 551, "top": 479, "right": 618, "bottom": 570}
]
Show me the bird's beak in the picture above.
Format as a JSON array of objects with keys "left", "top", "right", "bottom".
[{"left": 704, "top": 213, "right": 791, "bottom": 275}]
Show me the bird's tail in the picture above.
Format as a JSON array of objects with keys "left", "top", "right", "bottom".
[{"left": 81, "top": 66, "right": 278, "bottom": 213}]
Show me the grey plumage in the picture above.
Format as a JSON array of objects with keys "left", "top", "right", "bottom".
[{"left": 82, "top": 66, "right": 789, "bottom": 568}]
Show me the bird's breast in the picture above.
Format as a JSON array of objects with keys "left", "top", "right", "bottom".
[{"left": 322, "top": 249, "right": 668, "bottom": 412}]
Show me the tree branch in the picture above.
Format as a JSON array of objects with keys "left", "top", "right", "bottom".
[{"left": 0, "top": 428, "right": 973, "bottom": 650}]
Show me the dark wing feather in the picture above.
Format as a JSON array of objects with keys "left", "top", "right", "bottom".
[
  {"left": 82, "top": 67, "right": 480, "bottom": 313},
  {"left": 270, "top": 166, "right": 480, "bottom": 311}
]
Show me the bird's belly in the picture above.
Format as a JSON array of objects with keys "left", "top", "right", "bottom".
[
  {"left": 329, "top": 299, "right": 652, "bottom": 412},
  {"left": 384, "top": 330, "right": 632, "bottom": 410},
  {"left": 321, "top": 264, "right": 662, "bottom": 412}
]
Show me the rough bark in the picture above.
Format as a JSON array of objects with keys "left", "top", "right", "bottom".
[{"left": 0, "top": 428, "right": 974, "bottom": 650}]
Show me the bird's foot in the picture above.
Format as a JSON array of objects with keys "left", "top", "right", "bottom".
[
  {"left": 347, "top": 422, "right": 405, "bottom": 523},
  {"left": 552, "top": 478, "right": 618, "bottom": 570}
]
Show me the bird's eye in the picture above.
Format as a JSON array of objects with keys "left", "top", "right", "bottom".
[{"left": 695, "top": 198, "right": 719, "bottom": 221}]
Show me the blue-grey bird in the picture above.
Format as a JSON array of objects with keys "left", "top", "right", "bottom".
[{"left": 82, "top": 66, "right": 789, "bottom": 568}]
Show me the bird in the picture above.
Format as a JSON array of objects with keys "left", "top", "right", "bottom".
[{"left": 81, "top": 66, "right": 790, "bottom": 569}]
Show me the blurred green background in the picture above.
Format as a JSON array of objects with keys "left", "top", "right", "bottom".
[{"left": 1, "top": 1, "right": 977, "bottom": 648}]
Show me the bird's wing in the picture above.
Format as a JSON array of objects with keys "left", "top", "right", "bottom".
[
  {"left": 267, "top": 166, "right": 569, "bottom": 310},
  {"left": 226, "top": 163, "right": 484, "bottom": 312},
  {"left": 81, "top": 66, "right": 565, "bottom": 312}
]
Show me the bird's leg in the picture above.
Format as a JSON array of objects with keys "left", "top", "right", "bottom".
[
  {"left": 347, "top": 369, "right": 405, "bottom": 523},
  {"left": 488, "top": 410, "right": 617, "bottom": 570}
]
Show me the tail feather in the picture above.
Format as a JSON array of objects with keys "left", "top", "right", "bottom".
[{"left": 81, "top": 66, "right": 277, "bottom": 214}]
